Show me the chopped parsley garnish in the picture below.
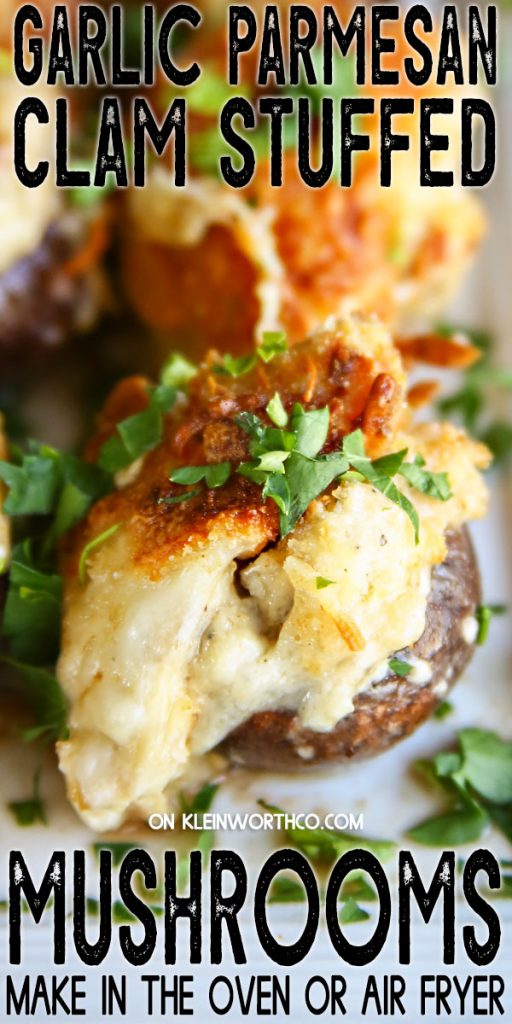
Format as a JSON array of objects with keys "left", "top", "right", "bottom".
[
  {"left": 180, "top": 781, "right": 220, "bottom": 817},
  {"left": 258, "top": 799, "right": 396, "bottom": 864},
  {"left": 269, "top": 876, "right": 307, "bottom": 904},
  {"left": 159, "top": 489, "right": 202, "bottom": 506},
  {"left": 341, "top": 431, "right": 422, "bottom": 543},
  {"left": 2, "top": 659, "right": 68, "bottom": 744},
  {"left": 341, "top": 875, "right": 378, "bottom": 903},
  {"left": 339, "top": 898, "right": 370, "bottom": 924},
  {"left": 169, "top": 463, "right": 231, "bottom": 489},
  {"left": 169, "top": 395, "right": 451, "bottom": 540},
  {"left": 2, "top": 542, "right": 62, "bottom": 665},
  {"left": 213, "top": 332, "right": 289, "bottom": 378},
  {"left": 388, "top": 658, "right": 412, "bottom": 678},
  {"left": 8, "top": 770, "right": 46, "bottom": 828},
  {"left": 0, "top": 445, "right": 111, "bottom": 526},
  {"left": 476, "top": 603, "right": 507, "bottom": 645},
  {"left": 160, "top": 352, "right": 197, "bottom": 389},
  {"left": 97, "top": 384, "right": 176, "bottom": 474},
  {"left": 316, "top": 576, "right": 335, "bottom": 590},
  {"left": 257, "top": 330, "right": 288, "bottom": 363},
  {"left": 398, "top": 454, "right": 451, "bottom": 501},
  {"left": 436, "top": 324, "right": 512, "bottom": 465},
  {"left": 0, "top": 443, "right": 61, "bottom": 516},
  {"left": 433, "top": 701, "right": 454, "bottom": 721},
  {"left": 214, "top": 354, "right": 257, "bottom": 378},
  {"left": 409, "top": 728, "right": 512, "bottom": 846},
  {"left": 78, "top": 523, "right": 122, "bottom": 585},
  {"left": 266, "top": 393, "right": 288, "bottom": 428}
]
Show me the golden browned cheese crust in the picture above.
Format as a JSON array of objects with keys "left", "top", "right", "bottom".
[{"left": 64, "top": 316, "right": 404, "bottom": 581}]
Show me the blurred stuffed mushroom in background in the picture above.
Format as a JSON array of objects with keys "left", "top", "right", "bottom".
[
  {"left": 0, "top": 18, "right": 109, "bottom": 365},
  {"left": 118, "top": 5, "right": 486, "bottom": 365}
]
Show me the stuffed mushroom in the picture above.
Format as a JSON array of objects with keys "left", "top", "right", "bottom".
[
  {"left": 55, "top": 314, "right": 489, "bottom": 831},
  {"left": 0, "top": 32, "right": 108, "bottom": 361},
  {"left": 119, "top": 9, "right": 485, "bottom": 363}
]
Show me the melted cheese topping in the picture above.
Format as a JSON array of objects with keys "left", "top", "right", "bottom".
[
  {"left": 0, "top": 75, "right": 59, "bottom": 274},
  {"left": 57, "top": 419, "right": 488, "bottom": 831}
]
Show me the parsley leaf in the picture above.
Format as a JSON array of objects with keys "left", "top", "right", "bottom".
[
  {"left": 458, "top": 729, "right": 512, "bottom": 805},
  {"left": 342, "top": 430, "right": 420, "bottom": 542},
  {"left": 433, "top": 701, "right": 453, "bottom": 721},
  {"left": 291, "top": 404, "right": 329, "bottom": 458},
  {"left": 2, "top": 659, "right": 68, "bottom": 743},
  {"left": 2, "top": 542, "right": 62, "bottom": 664},
  {"left": 258, "top": 800, "right": 395, "bottom": 864},
  {"left": 169, "top": 463, "right": 231, "bottom": 489},
  {"left": 476, "top": 603, "right": 507, "bottom": 645},
  {"left": 339, "top": 898, "right": 370, "bottom": 924},
  {"left": 340, "top": 876, "right": 378, "bottom": 903},
  {"left": 180, "top": 781, "right": 220, "bottom": 816},
  {"left": 97, "top": 385, "right": 176, "bottom": 473},
  {"left": 213, "top": 354, "right": 257, "bottom": 378},
  {"left": 257, "top": 331, "right": 287, "bottom": 362},
  {"left": 0, "top": 444, "right": 110, "bottom": 528},
  {"left": 159, "top": 489, "right": 202, "bottom": 506},
  {"left": 8, "top": 771, "right": 46, "bottom": 828},
  {"left": 160, "top": 352, "right": 197, "bottom": 389},
  {"left": 177, "top": 782, "right": 220, "bottom": 888},
  {"left": 277, "top": 451, "right": 348, "bottom": 536},
  {"left": 408, "top": 796, "right": 489, "bottom": 847},
  {"left": 481, "top": 422, "right": 512, "bottom": 465},
  {"left": 0, "top": 444, "right": 61, "bottom": 516},
  {"left": 399, "top": 454, "right": 452, "bottom": 502},
  {"left": 213, "top": 332, "right": 288, "bottom": 378},
  {"left": 408, "top": 727, "right": 512, "bottom": 846},
  {"left": 436, "top": 324, "right": 512, "bottom": 464},
  {"left": 269, "top": 877, "right": 307, "bottom": 904},
  {"left": 266, "top": 393, "right": 288, "bottom": 428}
]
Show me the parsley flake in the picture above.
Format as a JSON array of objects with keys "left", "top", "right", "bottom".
[
  {"left": 389, "top": 658, "right": 412, "bottom": 678},
  {"left": 408, "top": 727, "right": 512, "bottom": 846},
  {"left": 169, "top": 463, "right": 231, "bottom": 489},
  {"left": 2, "top": 659, "right": 68, "bottom": 744},
  {"left": 2, "top": 542, "right": 62, "bottom": 665},
  {"left": 266, "top": 393, "right": 288, "bottom": 428},
  {"left": 339, "top": 898, "right": 370, "bottom": 924},
  {"left": 78, "top": 523, "right": 122, "bottom": 585},
  {"left": 160, "top": 352, "right": 197, "bottom": 389},
  {"left": 97, "top": 385, "right": 176, "bottom": 474},
  {"left": 159, "top": 489, "right": 202, "bottom": 506},
  {"left": 257, "top": 331, "right": 288, "bottom": 362},
  {"left": 213, "top": 354, "right": 257, "bottom": 378},
  {"left": 316, "top": 576, "right": 335, "bottom": 589},
  {"left": 476, "top": 603, "right": 507, "bottom": 645}
]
